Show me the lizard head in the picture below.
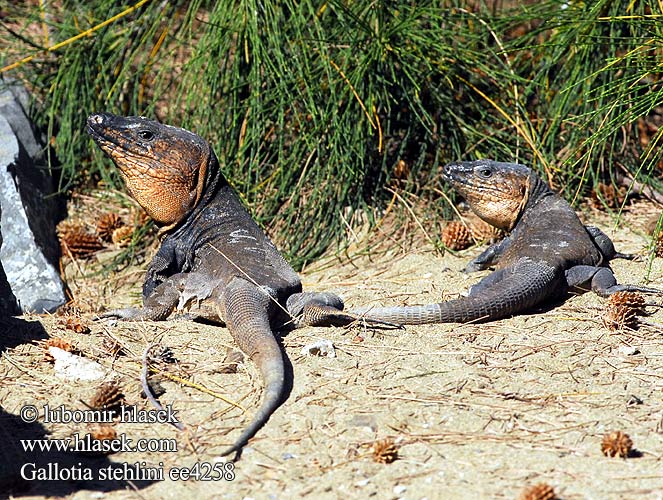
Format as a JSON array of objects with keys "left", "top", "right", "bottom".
[
  {"left": 442, "top": 159, "right": 533, "bottom": 231},
  {"left": 86, "top": 113, "right": 211, "bottom": 229}
]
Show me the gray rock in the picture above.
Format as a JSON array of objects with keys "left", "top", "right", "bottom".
[
  {"left": 0, "top": 207, "right": 19, "bottom": 316},
  {"left": 0, "top": 81, "right": 66, "bottom": 313},
  {"left": 0, "top": 80, "right": 41, "bottom": 159}
]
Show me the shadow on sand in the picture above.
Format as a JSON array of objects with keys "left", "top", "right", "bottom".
[{"left": 1, "top": 316, "right": 157, "bottom": 497}]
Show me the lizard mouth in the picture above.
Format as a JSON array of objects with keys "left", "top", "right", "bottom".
[
  {"left": 86, "top": 113, "right": 122, "bottom": 152},
  {"left": 86, "top": 113, "right": 154, "bottom": 161},
  {"left": 441, "top": 161, "right": 473, "bottom": 188}
]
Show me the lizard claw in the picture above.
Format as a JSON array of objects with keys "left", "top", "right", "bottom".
[
  {"left": 464, "top": 262, "right": 483, "bottom": 274},
  {"left": 94, "top": 308, "right": 144, "bottom": 321}
]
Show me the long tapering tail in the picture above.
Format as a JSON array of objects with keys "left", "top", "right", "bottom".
[
  {"left": 353, "top": 259, "right": 561, "bottom": 325},
  {"left": 219, "top": 278, "right": 285, "bottom": 458}
]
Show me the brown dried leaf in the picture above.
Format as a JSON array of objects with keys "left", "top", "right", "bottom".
[{"left": 37, "top": 337, "right": 77, "bottom": 362}]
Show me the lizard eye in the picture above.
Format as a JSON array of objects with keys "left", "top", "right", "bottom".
[
  {"left": 478, "top": 168, "right": 492, "bottom": 178},
  {"left": 138, "top": 129, "right": 155, "bottom": 141}
]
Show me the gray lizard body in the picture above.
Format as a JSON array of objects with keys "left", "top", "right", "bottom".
[
  {"left": 86, "top": 113, "right": 369, "bottom": 458},
  {"left": 356, "top": 160, "right": 659, "bottom": 324}
]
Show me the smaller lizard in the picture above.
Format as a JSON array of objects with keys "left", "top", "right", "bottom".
[
  {"left": 86, "top": 113, "right": 391, "bottom": 459},
  {"left": 356, "top": 160, "right": 660, "bottom": 324}
]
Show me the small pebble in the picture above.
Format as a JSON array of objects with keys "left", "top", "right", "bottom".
[
  {"left": 393, "top": 484, "right": 407, "bottom": 495},
  {"left": 300, "top": 340, "right": 336, "bottom": 358},
  {"left": 619, "top": 345, "right": 640, "bottom": 356}
]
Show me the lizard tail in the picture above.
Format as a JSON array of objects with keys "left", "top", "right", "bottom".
[
  {"left": 219, "top": 279, "right": 285, "bottom": 459},
  {"left": 353, "top": 260, "right": 561, "bottom": 325}
]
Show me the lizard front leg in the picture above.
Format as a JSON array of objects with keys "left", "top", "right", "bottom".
[
  {"left": 97, "top": 273, "right": 187, "bottom": 321},
  {"left": 143, "top": 237, "right": 182, "bottom": 298},
  {"left": 465, "top": 235, "right": 513, "bottom": 273}
]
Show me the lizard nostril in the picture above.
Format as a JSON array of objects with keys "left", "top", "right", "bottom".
[{"left": 89, "top": 114, "right": 104, "bottom": 125}]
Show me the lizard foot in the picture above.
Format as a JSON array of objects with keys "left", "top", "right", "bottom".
[{"left": 94, "top": 307, "right": 147, "bottom": 321}]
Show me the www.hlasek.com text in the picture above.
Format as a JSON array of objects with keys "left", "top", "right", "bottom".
[{"left": 22, "top": 432, "right": 177, "bottom": 454}]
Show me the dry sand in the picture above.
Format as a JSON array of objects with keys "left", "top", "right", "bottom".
[{"left": 1, "top": 203, "right": 662, "bottom": 500}]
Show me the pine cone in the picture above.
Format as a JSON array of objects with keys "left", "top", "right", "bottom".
[
  {"left": 518, "top": 483, "right": 558, "bottom": 500},
  {"left": 589, "top": 182, "right": 627, "bottom": 210},
  {"left": 58, "top": 223, "right": 104, "bottom": 258},
  {"left": 88, "top": 381, "right": 125, "bottom": 414},
  {"left": 38, "top": 337, "right": 76, "bottom": 362},
  {"left": 372, "top": 437, "right": 399, "bottom": 464},
  {"left": 101, "top": 337, "right": 126, "bottom": 357},
  {"left": 148, "top": 345, "right": 177, "bottom": 365},
  {"left": 608, "top": 291, "right": 646, "bottom": 313},
  {"left": 603, "top": 305, "right": 638, "bottom": 330},
  {"left": 441, "top": 221, "right": 473, "bottom": 251},
  {"left": 603, "top": 291, "right": 646, "bottom": 330},
  {"left": 89, "top": 424, "right": 117, "bottom": 442},
  {"left": 132, "top": 207, "right": 150, "bottom": 227},
  {"left": 601, "top": 430, "right": 633, "bottom": 458},
  {"left": 468, "top": 218, "right": 504, "bottom": 243},
  {"left": 96, "top": 213, "right": 124, "bottom": 242},
  {"left": 58, "top": 316, "right": 91, "bottom": 335},
  {"left": 75, "top": 424, "right": 119, "bottom": 456},
  {"left": 111, "top": 225, "right": 134, "bottom": 246}
]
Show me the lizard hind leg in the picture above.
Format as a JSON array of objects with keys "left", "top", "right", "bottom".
[
  {"left": 566, "top": 265, "right": 663, "bottom": 298},
  {"left": 585, "top": 225, "right": 639, "bottom": 261},
  {"left": 467, "top": 268, "right": 508, "bottom": 297},
  {"left": 286, "top": 292, "right": 353, "bottom": 327},
  {"left": 589, "top": 267, "right": 662, "bottom": 297}
]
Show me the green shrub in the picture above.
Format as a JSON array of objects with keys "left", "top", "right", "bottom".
[{"left": 2, "top": 0, "right": 661, "bottom": 265}]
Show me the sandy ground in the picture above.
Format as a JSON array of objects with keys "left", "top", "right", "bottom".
[{"left": 1, "top": 203, "right": 663, "bottom": 500}]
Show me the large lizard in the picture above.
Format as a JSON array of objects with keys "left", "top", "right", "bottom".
[
  {"left": 358, "top": 160, "right": 660, "bottom": 324},
  {"left": 86, "top": 112, "right": 382, "bottom": 458}
]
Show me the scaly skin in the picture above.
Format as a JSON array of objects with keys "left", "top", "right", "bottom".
[
  {"left": 86, "top": 113, "right": 380, "bottom": 458},
  {"left": 356, "top": 160, "right": 660, "bottom": 324}
]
